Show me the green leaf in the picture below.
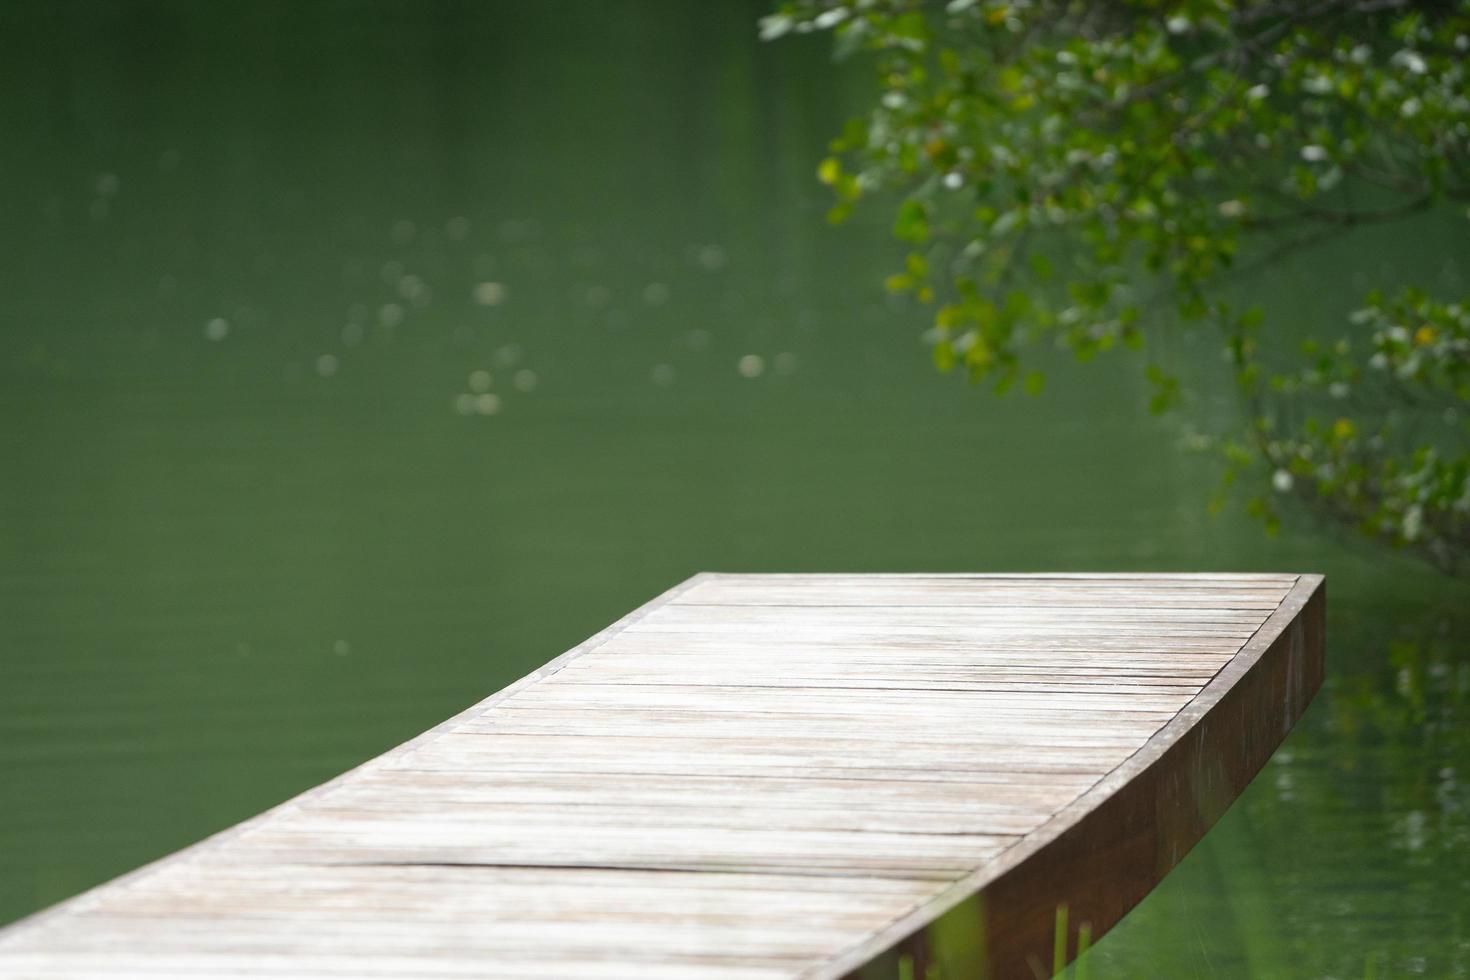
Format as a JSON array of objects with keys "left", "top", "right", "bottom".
[
  {"left": 894, "top": 199, "right": 931, "bottom": 244},
  {"left": 933, "top": 340, "right": 956, "bottom": 372},
  {"left": 1145, "top": 364, "right": 1180, "bottom": 415}
]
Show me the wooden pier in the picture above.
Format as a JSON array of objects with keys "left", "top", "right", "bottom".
[{"left": 0, "top": 573, "right": 1324, "bottom": 979}]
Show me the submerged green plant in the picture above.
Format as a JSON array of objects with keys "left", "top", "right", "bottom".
[
  {"left": 764, "top": 0, "right": 1470, "bottom": 576},
  {"left": 1075, "top": 921, "right": 1092, "bottom": 980},
  {"left": 1053, "top": 903, "right": 1069, "bottom": 977}
]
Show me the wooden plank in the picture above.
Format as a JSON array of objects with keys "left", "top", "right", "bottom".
[
  {"left": 594, "top": 633, "right": 1250, "bottom": 654},
  {"left": 0, "top": 572, "right": 1323, "bottom": 980},
  {"left": 688, "top": 579, "right": 1297, "bottom": 605}
]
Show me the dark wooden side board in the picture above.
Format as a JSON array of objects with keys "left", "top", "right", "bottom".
[{"left": 834, "top": 575, "right": 1326, "bottom": 980}]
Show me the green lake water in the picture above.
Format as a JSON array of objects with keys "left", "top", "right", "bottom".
[{"left": 2, "top": 2, "right": 1468, "bottom": 976}]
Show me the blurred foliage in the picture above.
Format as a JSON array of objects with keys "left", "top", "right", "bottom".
[
  {"left": 763, "top": 0, "right": 1470, "bottom": 576},
  {"left": 1332, "top": 613, "right": 1470, "bottom": 839}
]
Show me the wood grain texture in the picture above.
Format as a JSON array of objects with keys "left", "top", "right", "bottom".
[{"left": 0, "top": 573, "right": 1324, "bottom": 980}]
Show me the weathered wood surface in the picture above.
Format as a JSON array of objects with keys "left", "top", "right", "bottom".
[{"left": 0, "top": 573, "right": 1325, "bottom": 979}]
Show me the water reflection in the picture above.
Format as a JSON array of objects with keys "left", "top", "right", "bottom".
[{"left": 1088, "top": 602, "right": 1470, "bottom": 979}]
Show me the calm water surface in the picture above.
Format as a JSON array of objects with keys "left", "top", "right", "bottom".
[{"left": 2, "top": 3, "right": 1468, "bottom": 977}]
